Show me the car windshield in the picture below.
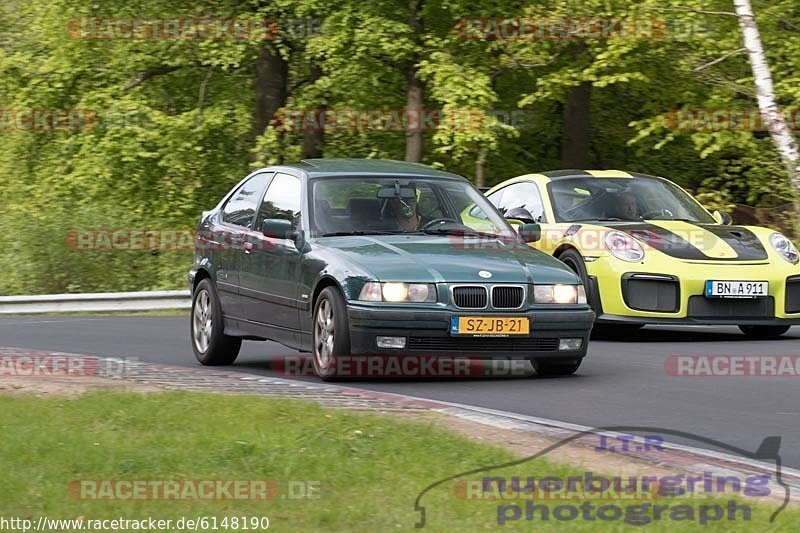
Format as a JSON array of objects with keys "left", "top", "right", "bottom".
[
  {"left": 547, "top": 176, "right": 716, "bottom": 224},
  {"left": 310, "top": 176, "right": 513, "bottom": 237}
]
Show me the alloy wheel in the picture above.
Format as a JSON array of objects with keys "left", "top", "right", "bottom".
[
  {"left": 192, "top": 289, "right": 212, "bottom": 353},
  {"left": 314, "top": 299, "right": 335, "bottom": 368}
]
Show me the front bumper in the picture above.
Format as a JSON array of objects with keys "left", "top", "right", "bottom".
[
  {"left": 346, "top": 304, "right": 595, "bottom": 360},
  {"left": 586, "top": 266, "right": 800, "bottom": 326}
]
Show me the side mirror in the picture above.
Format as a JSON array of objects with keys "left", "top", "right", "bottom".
[
  {"left": 518, "top": 223, "right": 541, "bottom": 243},
  {"left": 262, "top": 218, "right": 295, "bottom": 239},
  {"left": 713, "top": 210, "right": 733, "bottom": 225},
  {"left": 504, "top": 207, "right": 536, "bottom": 224}
]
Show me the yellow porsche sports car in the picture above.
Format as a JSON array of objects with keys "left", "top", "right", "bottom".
[{"left": 485, "top": 170, "right": 800, "bottom": 338}]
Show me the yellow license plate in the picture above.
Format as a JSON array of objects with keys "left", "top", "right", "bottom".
[{"left": 451, "top": 316, "right": 529, "bottom": 336}]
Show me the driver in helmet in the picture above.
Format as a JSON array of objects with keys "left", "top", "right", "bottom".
[
  {"left": 618, "top": 192, "right": 639, "bottom": 219},
  {"left": 605, "top": 192, "right": 639, "bottom": 220}
]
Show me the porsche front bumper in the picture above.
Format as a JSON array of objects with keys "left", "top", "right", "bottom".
[{"left": 587, "top": 260, "right": 800, "bottom": 325}]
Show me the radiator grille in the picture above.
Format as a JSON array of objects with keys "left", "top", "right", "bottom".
[
  {"left": 687, "top": 296, "right": 774, "bottom": 319},
  {"left": 787, "top": 277, "right": 800, "bottom": 314},
  {"left": 452, "top": 286, "right": 488, "bottom": 309},
  {"left": 492, "top": 286, "right": 524, "bottom": 308},
  {"left": 622, "top": 276, "right": 679, "bottom": 313}
]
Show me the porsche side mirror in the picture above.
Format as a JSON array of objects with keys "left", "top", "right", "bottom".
[
  {"left": 518, "top": 223, "right": 541, "bottom": 243},
  {"left": 504, "top": 207, "right": 536, "bottom": 224},
  {"left": 713, "top": 210, "right": 733, "bottom": 225}
]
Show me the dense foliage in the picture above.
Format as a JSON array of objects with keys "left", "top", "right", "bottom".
[{"left": 1, "top": 0, "right": 798, "bottom": 294}]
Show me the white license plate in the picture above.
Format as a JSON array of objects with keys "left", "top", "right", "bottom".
[{"left": 705, "top": 280, "right": 768, "bottom": 298}]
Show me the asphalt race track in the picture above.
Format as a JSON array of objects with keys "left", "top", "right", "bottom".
[{"left": 2, "top": 315, "right": 799, "bottom": 467}]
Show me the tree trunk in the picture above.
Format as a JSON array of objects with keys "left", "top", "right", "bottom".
[
  {"left": 302, "top": 64, "right": 325, "bottom": 159},
  {"left": 253, "top": 47, "right": 288, "bottom": 161},
  {"left": 560, "top": 81, "right": 591, "bottom": 169},
  {"left": 475, "top": 147, "right": 488, "bottom": 188},
  {"left": 733, "top": 0, "right": 800, "bottom": 210},
  {"left": 404, "top": 0, "right": 424, "bottom": 162},
  {"left": 405, "top": 70, "right": 424, "bottom": 162}
]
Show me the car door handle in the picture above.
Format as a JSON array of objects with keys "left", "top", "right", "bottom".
[{"left": 243, "top": 241, "right": 254, "bottom": 254}]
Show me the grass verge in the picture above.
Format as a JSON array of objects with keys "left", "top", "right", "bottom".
[{"left": 0, "top": 390, "right": 795, "bottom": 531}]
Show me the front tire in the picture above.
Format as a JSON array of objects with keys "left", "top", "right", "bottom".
[
  {"left": 191, "top": 279, "right": 241, "bottom": 365},
  {"left": 312, "top": 286, "right": 351, "bottom": 381},
  {"left": 738, "top": 325, "right": 791, "bottom": 339},
  {"left": 559, "top": 249, "right": 606, "bottom": 336},
  {"left": 558, "top": 249, "right": 647, "bottom": 338},
  {"left": 558, "top": 249, "right": 599, "bottom": 310}
]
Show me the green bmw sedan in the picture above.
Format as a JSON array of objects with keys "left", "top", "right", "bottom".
[{"left": 188, "top": 159, "right": 594, "bottom": 379}]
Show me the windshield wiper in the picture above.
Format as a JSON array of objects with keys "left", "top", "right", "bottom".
[
  {"left": 419, "top": 227, "right": 505, "bottom": 240},
  {"left": 319, "top": 230, "right": 407, "bottom": 237},
  {"left": 419, "top": 227, "right": 474, "bottom": 236}
]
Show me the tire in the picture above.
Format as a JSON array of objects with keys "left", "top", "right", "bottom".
[
  {"left": 738, "top": 325, "right": 791, "bottom": 339},
  {"left": 558, "top": 249, "right": 646, "bottom": 338},
  {"left": 533, "top": 359, "right": 582, "bottom": 376},
  {"left": 312, "top": 286, "right": 351, "bottom": 381},
  {"left": 558, "top": 249, "right": 595, "bottom": 309},
  {"left": 191, "top": 278, "right": 242, "bottom": 365}
]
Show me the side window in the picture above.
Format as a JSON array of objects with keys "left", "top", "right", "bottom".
[
  {"left": 469, "top": 188, "right": 503, "bottom": 220},
  {"left": 496, "top": 182, "right": 547, "bottom": 222},
  {"left": 222, "top": 173, "right": 271, "bottom": 228},
  {"left": 486, "top": 188, "right": 504, "bottom": 208},
  {"left": 256, "top": 173, "right": 302, "bottom": 231}
]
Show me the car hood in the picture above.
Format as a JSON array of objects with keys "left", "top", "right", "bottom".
[
  {"left": 319, "top": 234, "right": 580, "bottom": 284},
  {"left": 600, "top": 220, "right": 769, "bottom": 261}
]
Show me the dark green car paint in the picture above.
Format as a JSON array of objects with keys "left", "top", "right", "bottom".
[{"left": 189, "top": 159, "right": 594, "bottom": 358}]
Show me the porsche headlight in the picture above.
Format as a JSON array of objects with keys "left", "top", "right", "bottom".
[
  {"left": 534, "top": 284, "right": 586, "bottom": 304},
  {"left": 770, "top": 233, "right": 799, "bottom": 264},
  {"left": 605, "top": 231, "right": 645, "bottom": 262},
  {"left": 358, "top": 282, "right": 437, "bottom": 302}
]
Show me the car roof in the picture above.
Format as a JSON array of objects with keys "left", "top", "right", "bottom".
[
  {"left": 491, "top": 170, "right": 666, "bottom": 189},
  {"left": 539, "top": 169, "right": 658, "bottom": 180},
  {"left": 268, "top": 158, "right": 467, "bottom": 180}
]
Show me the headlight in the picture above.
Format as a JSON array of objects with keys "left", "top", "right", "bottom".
[
  {"left": 604, "top": 231, "right": 645, "bottom": 262},
  {"left": 770, "top": 233, "right": 799, "bottom": 264},
  {"left": 577, "top": 285, "right": 587, "bottom": 304},
  {"left": 534, "top": 284, "right": 586, "bottom": 304},
  {"left": 358, "top": 282, "right": 437, "bottom": 302}
]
